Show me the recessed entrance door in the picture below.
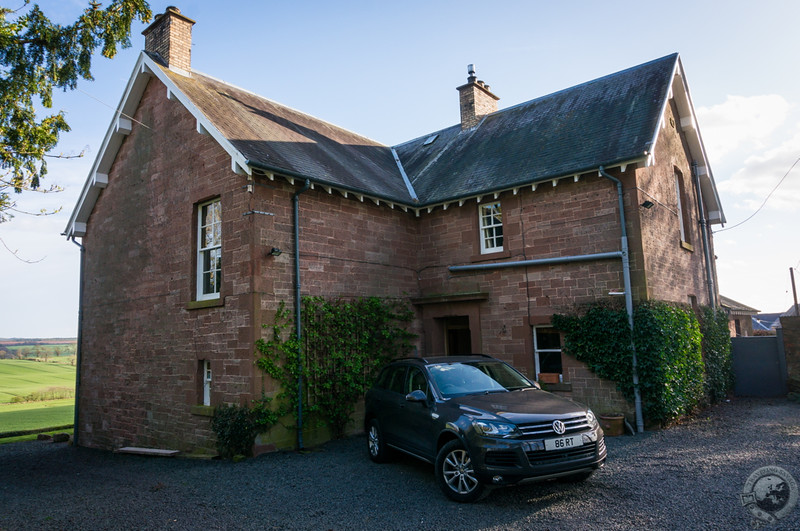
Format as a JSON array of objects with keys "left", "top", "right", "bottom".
[{"left": 445, "top": 316, "right": 472, "bottom": 355}]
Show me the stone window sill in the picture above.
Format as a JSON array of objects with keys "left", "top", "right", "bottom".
[
  {"left": 190, "top": 405, "right": 215, "bottom": 417},
  {"left": 186, "top": 298, "right": 223, "bottom": 310},
  {"left": 470, "top": 249, "right": 511, "bottom": 263},
  {"left": 680, "top": 240, "right": 694, "bottom": 252}
]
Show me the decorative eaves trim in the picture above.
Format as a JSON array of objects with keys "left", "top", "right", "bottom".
[
  {"left": 649, "top": 55, "right": 726, "bottom": 225},
  {"left": 63, "top": 52, "right": 252, "bottom": 239}
]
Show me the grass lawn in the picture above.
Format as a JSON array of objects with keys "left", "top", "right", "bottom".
[
  {"left": 0, "top": 398, "right": 74, "bottom": 434},
  {"left": 0, "top": 359, "right": 76, "bottom": 403}
]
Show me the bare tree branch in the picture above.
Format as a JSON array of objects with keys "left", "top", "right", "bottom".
[{"left": 0, "top": 235, "right": 45, "bottom": 263}]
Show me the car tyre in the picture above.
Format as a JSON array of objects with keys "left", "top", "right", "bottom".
[
  {"left": 367, "top": 419, "right": 390, "bottom": 463},
  {"left": 435, "top": 439, "right": 486, "bottom": 502}
]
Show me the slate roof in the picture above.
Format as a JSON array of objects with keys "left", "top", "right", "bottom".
[
  {"left": 751, "top": 317, "right": 773, "bottom": 332},
  {"left": 161, "top": 67, "right": 413, "bottom": 203},
  {"left": 397, "top": 54, "right": 678, "bottom": 204},
  {"left": 158, "top": 54, "right": 679, "bottom": 206},
  {"left": 66, "top": 51, "right": 718, "bottom": 238}
]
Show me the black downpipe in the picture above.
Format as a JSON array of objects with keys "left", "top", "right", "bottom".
[
  {"left": 293, "top": 180, "right": 311, "bottom": 450},
  {"left": 70, "top": 237, "right": 85, "bottom": 446},
  {"left": 692, "top": 162, "right": 716, "bottom": 309},
  {"left": 598, "top": 167, "right": 644, "bottom": 433}
]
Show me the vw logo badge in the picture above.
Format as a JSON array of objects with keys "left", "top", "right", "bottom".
[{"left": 552, "top": 420, "right": 566, "bottom": 435}]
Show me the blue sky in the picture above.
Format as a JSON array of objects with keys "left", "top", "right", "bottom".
[{"left": 2, "top": 0, "right": 799, "bottom": 337}]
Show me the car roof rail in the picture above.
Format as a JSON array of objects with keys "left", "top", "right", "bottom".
[{"left": 387, "top": 353, "right": 495, "bottom": 365}]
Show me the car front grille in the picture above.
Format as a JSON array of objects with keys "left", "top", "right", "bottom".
[
  {"left": 525, "top": 441, "right": 598, "bottom": 467},
  {"left": 517, "top": 414, "right": 591, "bottom": 439}
]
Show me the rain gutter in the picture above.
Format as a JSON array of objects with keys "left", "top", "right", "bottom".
[
  {"left": 293, "top": 179, "right": 311, "bottom": 450},
  {"left": 245, "top": 159, "right": 416, "bottom": 207}
]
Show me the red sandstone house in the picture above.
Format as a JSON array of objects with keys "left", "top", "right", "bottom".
[{"left": 64, "top": 8, "right": 725, "bottom": 452}]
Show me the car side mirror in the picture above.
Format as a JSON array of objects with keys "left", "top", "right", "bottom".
[{"left": 405, "top": 389, "right": 428, "bottom": 403}]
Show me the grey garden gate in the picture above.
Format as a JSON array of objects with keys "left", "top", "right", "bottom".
[{"left": 731, "top": 333, "right": 788, "bottom": 397}]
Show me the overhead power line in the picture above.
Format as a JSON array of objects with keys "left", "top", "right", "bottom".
[{"left": 714, "top": 154, "right": 799, "bottom": 233}]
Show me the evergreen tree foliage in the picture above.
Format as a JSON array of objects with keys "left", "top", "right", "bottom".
[{"left": 0, "top": 1, "right": 151, "bottom": 222}]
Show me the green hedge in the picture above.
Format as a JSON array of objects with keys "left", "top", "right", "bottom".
[
  {"left": 698, "top": 305, "right": 734, "bottom": 403},
  {"left": 633, "top": 301, "right": 705, "bottom": 422},
  {"left": 554, "top": 300, "right": 729, "bottom": 426}
]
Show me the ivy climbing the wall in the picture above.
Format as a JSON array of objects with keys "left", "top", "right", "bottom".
[
  {"left": 633, "top": 301, "right": 705, "bottom": 422},
  {"left": 554, "top": 300, "right": 725, "bottom": 426},
  {"left": 255, "top": 296, "right": 416, "bottom": 438}
]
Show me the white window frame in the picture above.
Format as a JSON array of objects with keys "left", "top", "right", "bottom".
[
  {"left": 675, "top": 174, "right": 686, "bottom": 242},
  {"left": 479, "top": 202, "right": 503, "bottom": 254},
  {"left": 197, "top": 199, "right": 222, "bottom": 301},
  {"left": 202, "top": 360, "right": 212, "bottom": 406},
  {"left": 533, "top": 326, "right": 562, "bottom": 379},
  {"left": 675, "top": 173, "right": 691, "bottom": 245}
]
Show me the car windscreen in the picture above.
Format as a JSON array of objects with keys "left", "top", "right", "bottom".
[{"left": 428, "top": 361, "right": 534, "bottom": 397}]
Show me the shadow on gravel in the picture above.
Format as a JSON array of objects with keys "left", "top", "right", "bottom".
[{"left": 1, "top": 398, "right": 799, "bottom": 530}]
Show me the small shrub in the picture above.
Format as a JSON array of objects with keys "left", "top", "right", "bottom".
[
  {"left": 211, "top": 403, "right": 257, "bottom": 459},
  {"left": 210, "top": 396, "right": 279, "bottom": 460}
]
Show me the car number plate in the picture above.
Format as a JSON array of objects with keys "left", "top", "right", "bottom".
[{"left": 544, "top": 435, "right": 583, "bottom": 451}]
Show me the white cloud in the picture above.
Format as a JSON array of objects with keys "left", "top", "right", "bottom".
[
  {"left": 717, "top": 127, "right": 800, "bottom": 212},
  {"left": 696, "top": 94, "right": 792, "bottom": 162}
]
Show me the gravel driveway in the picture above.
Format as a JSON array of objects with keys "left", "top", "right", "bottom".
[{"left": 1, "top": 397, "right": 799, "bottom": 530}]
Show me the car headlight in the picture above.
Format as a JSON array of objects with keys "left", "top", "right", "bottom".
[
  {"left": 586, "top": 409, "right": 597, "bottom": 427},
  {"left": 473, "top": 420, "right": 518, "bottom": 437}
]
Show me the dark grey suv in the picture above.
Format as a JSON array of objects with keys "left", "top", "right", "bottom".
[{"left": 364, "top": 355, "right": 606, "bottom": 502}]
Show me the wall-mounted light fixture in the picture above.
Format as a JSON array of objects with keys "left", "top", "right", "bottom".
[
  {"left": 268, "top": 247, "right": 282, "bottom": 257},
  {"left": 640, "top": 200, "right": 654, "bottom": 209}
]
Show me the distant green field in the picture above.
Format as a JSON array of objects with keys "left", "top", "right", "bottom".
[
  {"left": 3, "top": 343, "right": 76, "bottom": 363},
  {"left": 0, "top": 399, "right": 74, "bottom": 434},
  {"left": 0, "top": 360, "right": 76, "bottom": 403}
]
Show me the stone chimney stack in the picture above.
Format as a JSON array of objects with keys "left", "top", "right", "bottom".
[
  {"left": 457, "top": 64, "right": 499, "bottom": 130},
  {"left": 142, "top": 6, "right": 195, "bottom": 73}
]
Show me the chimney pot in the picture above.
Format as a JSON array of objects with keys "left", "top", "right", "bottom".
[{"left": 457, "top": 64, "right": 499, "bottom": 130}]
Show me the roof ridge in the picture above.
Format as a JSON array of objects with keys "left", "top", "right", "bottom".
[
  {"left": 490, "top": 53, "right": 680, "bottom": 122},
  {"left": 393, "top": 53, "right": 680, "bottom": 151}
]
